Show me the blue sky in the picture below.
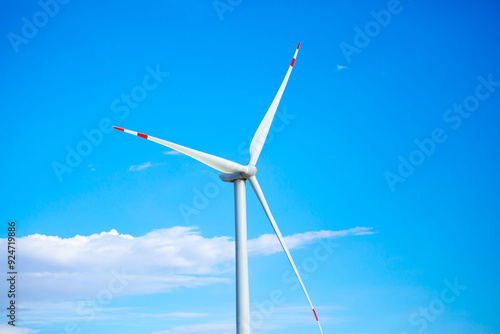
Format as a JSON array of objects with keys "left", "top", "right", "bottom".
[{"left": 1, "top": 0, "right": 500, "bottom": 333}]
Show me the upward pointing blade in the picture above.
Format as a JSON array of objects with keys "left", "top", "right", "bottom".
[
  {"left": 248, "top": 176, "right": 324, "bottom": 334},
  {"left": 248, "top": 43, "right": 300, "bottom": 166},
  {"left": 113, "top": 126, "right": 247, "bottom": 174}
]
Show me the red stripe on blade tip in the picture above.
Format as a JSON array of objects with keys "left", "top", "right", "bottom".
[
  {"left": 313, "top": 309, "right": 318, "bottom": 321},
  {"left": 290, "top": 58, "right": 295, "bottom": 67},
  {"left": 137, "top": 133, "right": 148, "bottom": 139},
  {"left": 113, "top": 126, "right": 124, "bottom": 131},
  {"left": 297, "top": 42, "right": 300, "bottom": 49}
]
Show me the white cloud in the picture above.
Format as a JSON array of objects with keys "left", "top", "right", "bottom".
[
  {"left": 249, "top": 305, "right": 347, "bottom": 332},
  {"left": 17, "top": 301, "right": 135, "bottom": 325},
  {"left": 150, "top": 305, "right": 347, "bottom": 334},
  {"left": 128, "top": 162, "right": 165, "bottom": 171},
  {"left": 0, "top": 227, "right": 373, "bottom": 331},
  {"left": 335, "top": 65, "right": 349, "bottom": 71},
  {"left": 248, "top": 227, "right": 374, "bottom": 256},
  {"left": 151, "top": 323, "right": 234, "bottom": 334},
  {"left": 163, "top": 150, "right": 183, "bottom": 156},
  {"left": 0, "top": 325, "right": 39, "bottom": 334},
  {"left": 10, "top": 227, "right": 233, "bottom": 301},
  {"left": 129, "top": 161, "right": 152, "bottom": 171},
  {"left": 0, "top": 226, "right": 373, "bottom": 302},
  {"left": 140, "top": 312, "right": 208, "bottom": 319}
]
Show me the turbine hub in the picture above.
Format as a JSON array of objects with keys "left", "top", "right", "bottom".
[
  {"left": 244, "top": 165, "right": 257, "bottom": 177},
  {"left": 219, "top": 165, "right": 257, "bottom": 183}
]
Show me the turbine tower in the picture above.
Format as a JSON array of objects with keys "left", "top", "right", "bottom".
[{"left": 113, "top": 43, "right": 324, "bottom": 334}]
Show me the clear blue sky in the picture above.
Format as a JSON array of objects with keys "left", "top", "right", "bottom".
[{"left": 1, "top": 0, "right": 499, "bottom": 333}]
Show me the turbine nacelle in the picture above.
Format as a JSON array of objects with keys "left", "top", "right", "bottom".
[{"left": 219, "top": 164, "right": 257, "bottom": 183}]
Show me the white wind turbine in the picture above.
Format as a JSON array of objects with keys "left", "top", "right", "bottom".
[{"left": 113, "top": 43, "right": 324, "bottom": 334}]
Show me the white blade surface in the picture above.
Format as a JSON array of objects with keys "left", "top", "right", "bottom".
[
  {"left": 113, "top": 126, "right": 247, "bottom": 174},
  {"left": 248, "top": 176, "right": 324, "bottom": 334},
  {"left": 248, "top": 43, "right": 300, "bottom": 166}
]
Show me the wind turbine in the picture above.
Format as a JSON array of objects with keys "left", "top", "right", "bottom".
[{"left": 113, "top": 43, "right": 324, "bottom": 334}]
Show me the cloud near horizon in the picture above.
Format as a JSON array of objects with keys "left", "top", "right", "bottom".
[
  {"left": 0, "top": 325, "right": 39, "bottom": 334},
  {"left": 151, "top": 323, "right": 234, "bottom": 334},
  {"left": 0, "top": 226, "right": 374, "bottom": 302}
]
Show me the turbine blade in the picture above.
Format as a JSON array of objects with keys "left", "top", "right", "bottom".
[
  {"left": 248, "top": 43, "right": 300, "bottom": 166},
  {"left": 113, "top": 126, "right": 247, "bottom": 174},
  {"left": 248, "top": 175, "right": 324, "bottom": 334}
]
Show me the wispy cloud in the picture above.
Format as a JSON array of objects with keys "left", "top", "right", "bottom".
[
  {"left": 252, "top": 305, "right": 347, "bottom": 329},
  {"left": 0, "top": 325, "right": 39, "bottom": 334},
  {"left": 335, "top": 65, "right": 349, "bottom": 71},
  {"left": 248, "top": 227, "right": 375, "bottom": 256},
  {"left": 140, "top": 312, "right": 209, "bottom": 319},
  {"left": 149, "top": 305, "right": 347, "bottom": 334},
  {"left": 18, "top": 301, "right": 136, "bottom": 325},
  {"left": 128, "top": 162, "right": 164, "bottom": 171},
  {"left": 163, "top": 150, "right": 183, "bottom": 156},
  {"left": 151, "top": 323, "right": 234, "bottom": 334}
]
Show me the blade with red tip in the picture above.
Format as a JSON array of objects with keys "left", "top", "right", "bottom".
[
  {"left": 113, "top": 126, "right": 247, "bottom": 174},
  {"left": 248, "top": 43, "right": 300, "bottom": 166},
  {"left": 248, "top": 175, "right": 324, "bottom": 334}
]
